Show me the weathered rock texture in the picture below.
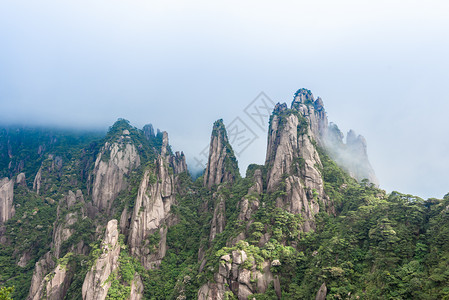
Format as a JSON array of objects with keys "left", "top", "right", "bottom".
[
  {"left": 16, "top": 172, "right": 26, "bottom": 186},
  {"left": 209, "top": 192, "right": 226, "bottom": 242},
  {"left": 170, "top": 151, "right": 188, "bottom": 175},
  {"left": 0, "top": 177, "right": 14, "bottom": 223},
  {"left": 128, "top": 155, "right": 176, "bottom": 269},
  {"left": 315, "top": 282, "right": 327, "bottom": 300},
  {"left": 28, "top": 255, "right": 75, "bottom": 300},
  {"left": 198, "top": 248, "right": 279, "bottom": 300},
  {"left": 92, "top": 130, "right": 141, "bottom": 213},
  {"left": 203, "top": 120, "right": 239, "bottom": 189},
  {"left": 52, "top": 190, "right": 86, "bottom": 258},
  {"left": 27, "top": 190, "right": 87, "bottom": 300},
  {"left": 129, "top": 273, "right": 144, "bottom": 300},
  {"left": 82, "top": 219, "right": 120, "bottom": 300},
  {"left": 266, "top": 97, "right": 330, "bottom": 231},
  {"left": 290, "top": 88, "right": 378, "bottom": 185},
  {"left": 27, "top": 253, "right": 56, "bottom": 300}
]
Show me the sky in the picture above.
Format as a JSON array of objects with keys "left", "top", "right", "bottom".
[{"left": 0, "top": 0, "right": 448, "bottom": 199}]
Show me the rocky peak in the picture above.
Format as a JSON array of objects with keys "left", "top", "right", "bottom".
[
  {"left": 290, "top": 88, "right": 378, "bottom": 185},
  {"left": 91, "top": 127, "right": 141, "bottom": 213},
  {"left": 292, "top": 88, "right": 315, "bottom": 107},
  {"left": 290, "top": 90, "right": 329, "bottom": 145},
  {"left": 265, "top": 99, "right": 331, "bottom": 231},
  {"left": 203, "top": 119, "right": 239, "bottom": 189}
]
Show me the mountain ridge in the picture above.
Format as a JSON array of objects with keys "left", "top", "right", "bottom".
[{"left": 0, "top": 89, "right": 447, "bottom": 300}]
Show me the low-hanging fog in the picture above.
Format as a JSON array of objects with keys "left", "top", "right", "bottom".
[{"left": 0, "top": 0, "right": 448, "bottom": 199}]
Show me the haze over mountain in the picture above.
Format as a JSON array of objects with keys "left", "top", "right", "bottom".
[
  {"left": 0, "top": 88, "right": 448, "bottom": 299},
  {"left": 1, "top": 1, "right": 448, "bottom": 199}
]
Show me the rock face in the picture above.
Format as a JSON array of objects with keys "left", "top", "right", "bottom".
[
  {"left": 198, "top": 247, "right": 278, "bottom": 300},
  {"left": 28, "top": 255, "right": 74, "bottom": 300},
  {"left": 209, "top": 192, "right": 226, "bottom": 242},
  {"left": 16, "top": 172, "right": 26, "bottom": 186},
  {"left": 315, "top": 282, "right": 327, "bottom": 300},
  {"left": 265, "top": 98, "right": 330, "bottom": 231},
  {"left": 291, "top": 89, "right": 329, "bottom": 146},
  {"left": 290, "top": 88, "right": 378, "bottom": 185},
  {"left": 0, "top": 177, "right": 14, "bottom": 223},
  {"left": 92, "top": 131, "right": 141, "bottom": 213},
  {"left": 52, "top": 190, "right": 85, "bottom": 258},
  {"left": 27, "top": 253, "right": 56, "bottom": 300},
  {"left": 203, "top": 120, "right": 239, "bottom": 189},
  {"left": 170, "top": 151, "right": 188, "bottom": 174},
  {"left": 42, "top": 262, "right": 73, "bottom": 300},
  {"left": 129, "top": 273, "right": 144, "bottom": 300},
  {"left": 82, "top": 219, "right": 120, "bottom": 300},
  {"left": 128, "top": 155, "right": 176, "bottom": 269}
]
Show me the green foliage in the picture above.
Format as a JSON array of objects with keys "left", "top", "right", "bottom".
[
  {"left": 0, "top": 126, "right": 103, "bottom": 183},
  {"left": 0, "top": 286, "right": 13, "bottom": 300},
  {"left": 3, "top": 121, "right": 449, "bottom": 300}
]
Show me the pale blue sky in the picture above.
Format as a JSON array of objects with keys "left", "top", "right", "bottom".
[{"left": 1, "top": 0, "right": 448, "bottom": 199}]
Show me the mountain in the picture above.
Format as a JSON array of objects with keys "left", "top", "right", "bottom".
[{"left": 0, "top": 90, "right": 448, "bottom": 300}]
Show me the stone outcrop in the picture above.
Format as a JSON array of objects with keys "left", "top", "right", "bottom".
[
  {"left": 82, "top": 219, "right": 120, "bottom": 300},
  {"left": 203, "top": 120, "right": 239, "bottom": 189},
  {"left": 209, "top": 193, "right": 226, "bottom": 242},
  {"left": 27, "top": 253, "right": 56, "bottom": 300},
  {"left": 198, "top": 247, "right": 279, "bottom": 300},
  {"left": 129, "top": 273, "right": 144, "bottom": 300},
  {"left": 169, "top": 151, "right": 188, "bottom": 174},
  {"left": 0, "top": 177, "right": 14, "bottom": 223},
  {"left": 27, "top": 190, "right": 87, "bottom": 300},
  {"left": 53, "top": 190, "right": 85, "bottom": 258},
  {"left": 128, "top": 155, "right": 176, "bottom": 269},
  {"left": 33, "top": 167, "right": 42, "bottom": 195},
  {"left": 92, "top": 130, "right": 141, "bottom": 213},
  {"left": 237, "top": 168, "right": 263, "bottom": 226},
  {"left": 28, "top": 253, "right": 75, "bottom": 300},
  {"left": 16, "top": 172, "right": 26, "bottom": 186},
  {"left": 315, "top": 282, "right": 327, "bottom": 300},
  {"left": 41, "top": 262, "right": 73, "bottom": 300},
  {"left": 265, "top": 99, "right": 330, "bottom": 231}
]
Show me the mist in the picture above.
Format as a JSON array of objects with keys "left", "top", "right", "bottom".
[{"left": 0, "top": 1, "right": 448, "bottom": 199}]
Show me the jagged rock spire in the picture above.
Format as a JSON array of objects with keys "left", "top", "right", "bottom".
[
  {"left": 203, "top": 119, "right": 239, "bottom": 189},
  {"left": 290, "top": 88, "right": 378, "bottom": 185},
  {"left": 265, "top": 101, "right": 330, "bottom": 231}
]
